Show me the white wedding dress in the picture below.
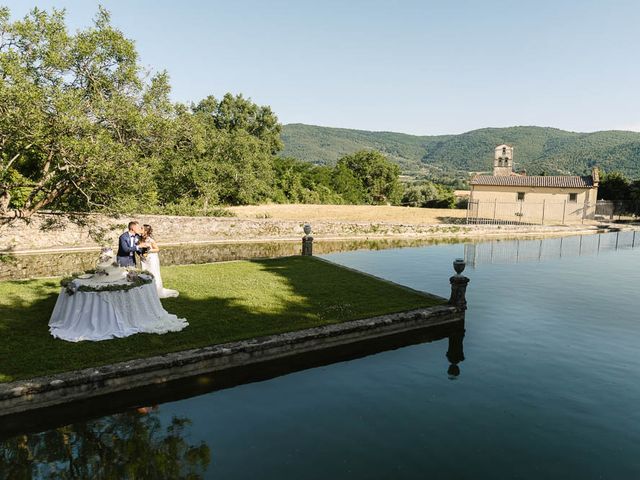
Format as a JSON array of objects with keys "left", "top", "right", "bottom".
[{"left": 141, "top": 238, "right": 179, "bottom": 299}]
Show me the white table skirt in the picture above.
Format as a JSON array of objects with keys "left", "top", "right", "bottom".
[{"left": 49, "top": 282, "right": 188, "bottom": 342}]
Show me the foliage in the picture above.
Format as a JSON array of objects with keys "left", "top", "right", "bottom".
[
  {"left": 271, "top": 152, "right": 404, "bottom": 206},
  {"left": 402, "top": 182, "right": 456, "bottom": 208},
  {"left": 0, "top": 6, "right": 162, "bottom": 219},
  {"left": 598, "top": 171, "right": 640, "bottom": 215},
  {"left": 0, "top": 412, "right": 211, "bottom": 479},
  {"left": 281, "top": 124, "right": 640, "bottom": 180},
  {"left": 330, "top": 161, "right": 364, "bottom": 204},
  {"left": 630, "top": 180, "right": 640, "bottom": 216},
  {"left": 335, "top": 150, "right": 402, "bottom": 204},
  {"left": 158, "top": 120, "right": 276, "bottom": 208},
  {"left": 0, "top": 6, "right": 284, "bottom": 222},
  {"left": 192, "top": 93, "right": 283, "bottom": 154},
  {"left": 272, "top": 157, "right": 344, "bottom": 204},
  {"left": 598, "top": 172, "right": 630, "bottom": 204},
  {"left": 280, "top": 123, "right": 446, "bottom": 174},
  {"left": 0, "top": 253, "right": 15, "bottom": 264},
  {"left": 60, "top": 272, "right": 153, "bottom": 295},
  {"left": 0, "top": 6, "right": 408, "bottom": 222}
]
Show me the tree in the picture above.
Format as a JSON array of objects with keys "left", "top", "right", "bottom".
[
  {"left": 598, "top": 172, "right": 630, "bottom": 202},
  {"left": 273, "top": 157, "right": 308, "bottom": 203},
  {"left": 598, "top": 171, "right": 631, "bottom": 213},
  {"left": 334, "top": 150, "right": 401, "bottom": 204},
  {"left": 0, "top": 6, "right": 168, "bottom": 221},
  {"left": 401, "top": 185, "right": 424, "bottom": 207},
  {"left": 401, "top": 182, "right": 456, "bottom": 208},
  {"left": 331, "top": 162, "right": 364, "bottom": 204},
  {"left": 158, "top": 101, "right": 276, "bottom": 209},
  {"left": 629, "top": 180, "right": 640, "bottom": 216},
  {"left": 212, "top": 129, "right": 275, "bottom": 205},
  {"left": 192, "top": 93, "right": 283, "bottom": 154}
]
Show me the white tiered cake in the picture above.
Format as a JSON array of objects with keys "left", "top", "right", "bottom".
[{"left": 93, "top": 248, "right": 127, "bottom": 282}]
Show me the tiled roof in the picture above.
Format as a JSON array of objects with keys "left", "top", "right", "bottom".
[{"left": 470, "top": 175, "right": 594, "bottom": 188}]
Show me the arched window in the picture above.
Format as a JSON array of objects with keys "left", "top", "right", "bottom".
[{"left": 502, "top": 147, "right": 507, "bottom": 155}]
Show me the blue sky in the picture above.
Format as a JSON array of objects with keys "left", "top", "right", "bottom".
[{"left": 4, "top": 0, "right": 640, "bottom": 135}]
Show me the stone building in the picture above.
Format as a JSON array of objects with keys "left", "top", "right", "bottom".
[
  {"left": 468, "top": 145, "right": 599, "bottom": 224},
  {"left": 493, "top": 144, "right": 516, "bottom": 176}
]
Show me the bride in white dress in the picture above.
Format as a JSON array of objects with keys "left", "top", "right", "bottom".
[{"left": 140, "top": 224, "right": 179, "bottom": 298}]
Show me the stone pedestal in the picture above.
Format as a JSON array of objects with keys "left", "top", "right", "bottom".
[
  {"left": 448, "top": 258, "right": 470, "bottom": 311},
  {"left": 301, "top": 223, "right": 313, "bottom": 256},
  {"left": 302, "top": 236, "right": 314, "bottom": 256}
]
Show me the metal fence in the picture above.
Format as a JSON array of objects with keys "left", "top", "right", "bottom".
[
  {"left": 466, "top": 199, "right": 598, "bottom": 225},
  {"left": 595, "top": 200, "right": 615, "bottom": 219}
]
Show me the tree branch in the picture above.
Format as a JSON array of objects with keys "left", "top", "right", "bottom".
[
  {"left": 0, "top": 152, "right": 21, "bottom": 174},
  {"left": 70, "top": 178, "right": 106, "bottom": 208}
]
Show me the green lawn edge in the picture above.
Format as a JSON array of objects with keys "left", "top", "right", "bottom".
[{"left": 0, "top": 256, "right": 444, "bottom": 383}]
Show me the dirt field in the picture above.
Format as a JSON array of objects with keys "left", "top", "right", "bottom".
[{"left": 228, "top": 204, "right": 468, "bottom": 224}]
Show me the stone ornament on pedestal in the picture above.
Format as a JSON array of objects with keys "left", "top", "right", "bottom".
[
  {"left": 449, "top": 258, "right": 470, "bottom": 311},
  {"left": 302, "top": 223, "right": 314, "bottom": 256}
]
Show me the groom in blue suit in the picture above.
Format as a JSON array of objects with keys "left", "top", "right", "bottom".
[{"left": 117, "top": 221, "right": 144, "bottom": 267}]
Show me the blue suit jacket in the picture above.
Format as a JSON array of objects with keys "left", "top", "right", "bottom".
[{"left": 117, "top": 232, "right": 140, "bottom": 259}]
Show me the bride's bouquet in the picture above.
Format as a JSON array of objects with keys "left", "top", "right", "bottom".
[{"left": 138, "top": 241, "right": 150, "bottom": 261}]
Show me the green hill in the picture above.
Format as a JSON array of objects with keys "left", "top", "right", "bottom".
[{"left": 281, "top": 124, "right": 640, "bottom": 179}]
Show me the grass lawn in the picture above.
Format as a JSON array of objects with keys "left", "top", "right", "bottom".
[{"left": 0, "top": 256, "right": 443, "bottom": 383}]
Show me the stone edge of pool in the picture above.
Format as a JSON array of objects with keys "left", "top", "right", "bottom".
[{"left": 0, "top": 303, "right": 463, "bottom": 417}]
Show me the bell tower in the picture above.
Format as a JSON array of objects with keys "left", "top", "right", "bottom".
[{"left": 493, "top": 144, "right": 514, "bottom": 176}]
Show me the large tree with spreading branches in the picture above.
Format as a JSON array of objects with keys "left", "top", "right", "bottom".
[{"left": 0, "top": 6, "right": 169, "bottom": 221}]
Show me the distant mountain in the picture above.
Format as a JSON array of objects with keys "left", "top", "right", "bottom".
[{"left": 280, "top": 124, "right": 640, "bottom": 179}]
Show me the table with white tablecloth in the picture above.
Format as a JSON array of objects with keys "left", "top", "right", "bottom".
[{"left": 49, "top": 276, "right": 188, "bottom": 342}]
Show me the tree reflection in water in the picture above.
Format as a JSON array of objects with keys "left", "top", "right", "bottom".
[
  {"left": 0, "top": 322, "right": 466, "bottom": 478},
  {"left": 0, "top": 409, "right": 210, "bottom": 479}
]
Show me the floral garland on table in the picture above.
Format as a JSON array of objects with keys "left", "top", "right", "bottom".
[{"left": 60, "top": 270, "right": 154, "bottom": 296}]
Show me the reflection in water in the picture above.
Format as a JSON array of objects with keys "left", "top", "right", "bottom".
[
  {"left": 446, "top": 328, "right": 465, "bottom": 378},
  {"left": 464, "top": 230, "right": 639, "bottom": 267},
  {"left": 1, "top": 237, "right": 462, "bottom": 280},
  {"left": 0, "top": 410, "right": 211, "bottom": 479},
  {"left": 0, "top": 322, "right": 466, "bottom": 473}
]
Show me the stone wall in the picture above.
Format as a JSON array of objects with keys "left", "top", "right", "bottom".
[
  {"left": 1, "top": 212, "right": 604, "bottom": 254},
  {"left": 1, "top": 213, "right": 303, "bottom": 252},
  {"left": 1, "top": 237, "right": 452, "bottom": 280},
  {"left": 0, "top": 212, "right": 457, "bottom": 252},
  {"left": 0, "top": 213, "right": 289, "bottom": 251}
]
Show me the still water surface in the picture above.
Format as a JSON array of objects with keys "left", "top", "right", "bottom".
[{"left": 1, "top": 232, "right": 639, "bottom": 479}]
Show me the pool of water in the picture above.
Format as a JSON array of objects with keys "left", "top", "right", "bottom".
[{"left": 1, "top": 231, "right": 639, "bottom": 479}]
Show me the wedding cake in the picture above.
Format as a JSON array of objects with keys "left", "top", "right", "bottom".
[{"left": 93, "top": 248, "right": 127, "bottom": 282}]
